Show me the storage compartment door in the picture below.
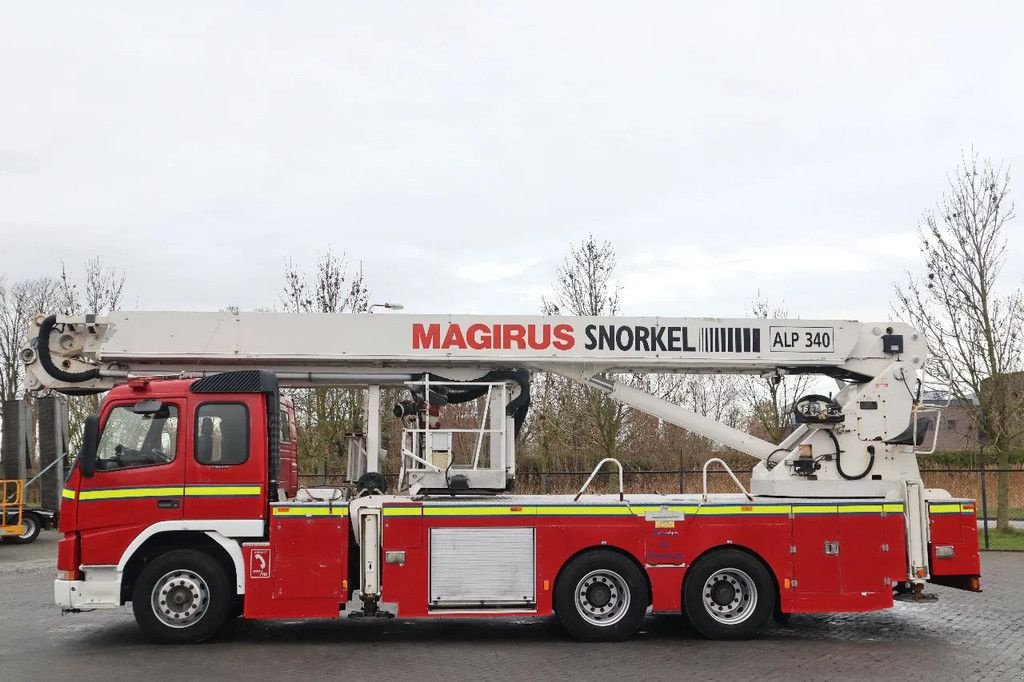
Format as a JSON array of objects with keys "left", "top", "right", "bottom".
[{"left": 429, "top": 527, "right": 535, "bottom": 608}]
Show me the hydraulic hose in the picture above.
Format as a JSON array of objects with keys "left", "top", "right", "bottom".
[
  {"left": 825, "top": 428, "right": 874, "bottom": 481},
  {"left": 35, "top": 314, "right": 101, "bottom": 383},
  {"left": 415, "top": 369, "right": 531, "bottom": 437}
]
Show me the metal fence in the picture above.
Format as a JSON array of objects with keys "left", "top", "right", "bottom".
[{"left": 298, "top": 466, "right": 1024, "bottom": 550}]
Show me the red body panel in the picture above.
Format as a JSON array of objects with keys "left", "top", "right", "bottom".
[
  {"left": 373, "top": 500, "right": 909, "bottom": 620},
  {"left": 243, "top": 507, "right": 349, "bottom": 619},
  {"left": 928, "top": 500, "right": 981, "bottom": 583},
  {"left": 184, "top": 392, "right": 267, "bottom": 522},
  {"left": 56, "top": 533, "right": 80, "bottom": 575},
  {"left": 76, "top": 395, "right": 187, "bottom": 565}
]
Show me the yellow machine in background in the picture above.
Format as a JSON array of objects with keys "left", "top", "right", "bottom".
[{"left": 1, "top": 479, "right": 26, "bottom": 539}]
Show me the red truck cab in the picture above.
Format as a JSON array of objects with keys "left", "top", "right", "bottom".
[{"left": 56, "top": 371, "right": 297, "bottom": 639}]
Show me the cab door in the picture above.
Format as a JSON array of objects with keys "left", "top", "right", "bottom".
[
  {"left": 76, "top": 399, "right": 185, "bottom": 566},
  {"left": 184, "top": 394, "right": 267, "bottom": 524}
]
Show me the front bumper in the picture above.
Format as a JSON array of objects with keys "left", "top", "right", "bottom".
[{"left": 55, "top": 566, "right": 121, "bottom": 610}]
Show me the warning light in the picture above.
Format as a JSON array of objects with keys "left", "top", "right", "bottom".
[{"left": 543, "top": 580, "right": 550, "bottom": 591}]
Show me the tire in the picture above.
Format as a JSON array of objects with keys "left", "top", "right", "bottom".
[
  {"left": 554, "top": 549, "right": 649, "bottom": 642},
  {"left": 131, "top": 549, "right": 233, "bottom": 644},
  {"left": 6, "top": 512, "right": 42, "bottom": 545},
  {"left": 683, "top": 549, "right": 775, "bottom": 640}
]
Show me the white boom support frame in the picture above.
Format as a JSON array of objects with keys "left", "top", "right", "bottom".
[{"left": 22, "top": 310, "right": 930, "bottom": 499}]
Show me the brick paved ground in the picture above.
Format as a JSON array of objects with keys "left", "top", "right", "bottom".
[{"left": 1, "top": 532, "right": 1020, "bottom": 681}]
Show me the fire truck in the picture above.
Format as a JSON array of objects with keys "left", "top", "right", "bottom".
[{"left": 22, "top": 311, "right": 980, "bottom": 644}]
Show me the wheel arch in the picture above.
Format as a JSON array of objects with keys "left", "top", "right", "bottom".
[
  {"left": 553, "top": 544, "right": 652, "bottom": 609},
  {"left": 118, "top": 525, "right": 250, "bottom": 602}
]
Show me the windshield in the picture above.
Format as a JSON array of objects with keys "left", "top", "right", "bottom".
[{"left": 96, "top": 404, "right": 179, "bottom": 471}]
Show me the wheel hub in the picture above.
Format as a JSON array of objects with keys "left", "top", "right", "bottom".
[
  {"left": 710, "top": 581, "right": 736, "bottom": 606},
  {"left": 575, "top": 570, "right": 631, "bottom": 627},
  {"left": 151, "top": 570, "right": 210, "bottom": 628},
  {"left": 586, "top": 582, "right": 612, "bottom": 607},
  {"left": 702, "top": 568, "right": 758, "bottom": 625}
]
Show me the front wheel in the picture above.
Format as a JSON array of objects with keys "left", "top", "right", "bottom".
[
  {"left": 132, "top": 549, "right": 233, "bottom": 644},
  {"left": 683, "top": 549, "right": 775, "bottom": 640},
  {"left": 554, "top": 549, "right": 649, "bottom": 642}
]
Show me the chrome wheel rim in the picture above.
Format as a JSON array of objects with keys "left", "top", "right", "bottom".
[
  {"left": 151, "top": 569, "right": 210, "bottom": 628},
  {"left": 702, "top": 568, "right": 757, "bottom": 625},
  {"left": 575, "top": 569, "right": 631, "bottom": 627}
]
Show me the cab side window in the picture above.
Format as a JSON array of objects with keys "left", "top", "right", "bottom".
[
  {"left": 195, "top": 403, "right": 249, "bottom": 465},
  {"left": 279, "top": 409, "right": 291, "bottom": 443},
  {"left": 96, "top": 404, "right": 178, "bottom": 471}
]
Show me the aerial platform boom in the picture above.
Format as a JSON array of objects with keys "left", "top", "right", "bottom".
[{"left": 23, "top": 310, "right": 931, "bottom": 498}]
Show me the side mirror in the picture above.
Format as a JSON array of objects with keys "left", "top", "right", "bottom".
[{"left": 79, "top": 415, "right": 100, "bottom": 478}]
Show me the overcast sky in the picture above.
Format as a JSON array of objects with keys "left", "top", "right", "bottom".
[{"left": 2, "top": 2, "right": 1022, "bottom": 322}]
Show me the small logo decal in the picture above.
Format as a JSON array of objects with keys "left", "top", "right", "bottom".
[{"left": 250, "top": 548, "right": 271, "bottom": 579}]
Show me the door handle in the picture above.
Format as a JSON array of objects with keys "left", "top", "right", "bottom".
[{"left": 156, "top": 499, "right": 180, "bottom": 509}]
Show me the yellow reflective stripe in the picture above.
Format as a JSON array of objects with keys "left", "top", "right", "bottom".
[
  {"left": 61, "top": 488, "right": 76, "bottom": 500},
  {"left": 378, "top": 502, "right": 904, "bottom": 518},
  {"left": 271, "top": 506, "right": 348, "bottom": 517},
  {"left": 77, "top": 485, "right": 262, "bottom": 501},
  {"left": 959, "top": 503, "right": 976, "bottom": 514},
  {"left": 697, "top": 505, "right": 791, "bottom": 516},
  {"left": 184, "top": 486, "right": 261, "bottom": 497},
  {"left": 534, "top": 506, "right": 632, "bottom": 516},
  {"left": 425, "top": 506, "right": 538, "bottom": 516},
  {"left": 793, "top": 505, "right": 839, "bottom": 514},
  {"left": 929, "top": 503, "right": 962, "bottom": 514},
  {"left": 382, "top": 507, "right": 422, "bottom": 517},
  {"left": 837, "top": 504, "right": 885, "bottom": 514},
  {"left": 79, "top": 486, "right": 184, "bottom": 500},
  {"left": 631, "top": 505, "right": 698, "bottom": 515}
]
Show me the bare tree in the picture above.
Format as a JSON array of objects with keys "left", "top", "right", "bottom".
[
  {"left": 536, "top": 236, "right": 627, "bottom": 470},
  {"left": 0, "top": 276, "right": 59, "bottom": 401},
  {"left": 282, "top": 249, "right": 368, "bottom": 314},
  {"left": 894, "top": 152, "right": 1024, "bottom": 532},
  {"left": 281, "top": 250, "right": 371, "bottom": 476},
  {"left": 741, "top": 296, "right": 813, "bottom": 443},
  {"left": 542, "top": 235, "right": 620, "bottom": 317}
]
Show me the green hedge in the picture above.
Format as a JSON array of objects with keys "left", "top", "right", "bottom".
[{"left": 919, "top": 448, "right": 1024, "bottom": 468}]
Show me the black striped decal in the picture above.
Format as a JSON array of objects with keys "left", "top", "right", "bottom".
[{"left": 699, "top": 327, "right": 760, "bottom": 353}]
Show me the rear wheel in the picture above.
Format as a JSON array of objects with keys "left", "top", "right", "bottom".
[
  {"left": 683, "top": 549, "right": 774, "bottom": 640},
  {"left": 3, "top": 512, "right": 42, "bottom": 544},
  {"left": 132, "top": 549, "right": 232, "bottom": 644},
  {"left": 555, "top": 549, "right": 649, "bottom": 642}
]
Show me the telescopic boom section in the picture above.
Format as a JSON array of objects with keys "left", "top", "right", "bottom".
[
  {"left": 22, "top": 311, "right": 926, "bottom": 475},
  {"left": 23, "top": 311, "right": 924, "bottom": 389}
]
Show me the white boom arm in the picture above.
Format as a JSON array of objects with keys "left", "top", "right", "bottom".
[
  {"left": 22, "top": 310, "right": 930, "bottom": 498},
  {"left": 23, "top": 311, "right": 924, "bottom": 388}
]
